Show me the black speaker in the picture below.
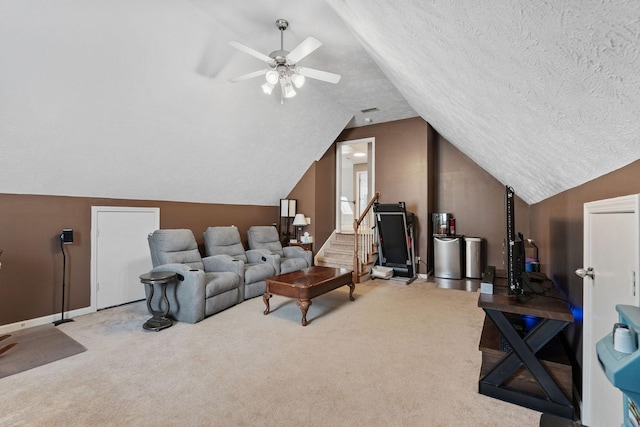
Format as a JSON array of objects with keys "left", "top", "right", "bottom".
[{"left": 61, "top": 229, "right": 73, "bottom": 244}]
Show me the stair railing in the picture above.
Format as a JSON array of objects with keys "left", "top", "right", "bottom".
[{"left": 352, "top": 191, "right": 380, "bottom": 283}]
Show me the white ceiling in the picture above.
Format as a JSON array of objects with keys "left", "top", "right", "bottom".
[{"left": 1, "top": 0, "right": 638, "bottom": 205}]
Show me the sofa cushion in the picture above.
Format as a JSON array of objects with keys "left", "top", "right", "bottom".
[
  {"left": 247, "top": 226, "right": 285, "bottom": 257},
  {"left": 204, "top": 226, "right": 248, "bottom": 263},
  {"left": 244, "top": 262, "right": 276, "bottom": 284},
  {"left": 280, "top": 257, "right": 309, "bottom": 274},
  {"left": 148, "top": 229, "right": 205, "bottom": 270},
  {"left": 204, "top": 272, "right": 241, "bottom": 298}
]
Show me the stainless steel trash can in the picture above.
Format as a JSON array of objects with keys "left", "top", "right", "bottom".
[
  {"left": 465, "top": 237, "right": 482, "bottom": 279},
  {"left": 434, "top": 236, "right": 463, "bottom": 279}
]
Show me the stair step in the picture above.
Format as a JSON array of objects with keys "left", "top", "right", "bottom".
[
  {"left": 330, "top": 241, "right": 353, "bottom": 250},
  {"left": 315, "top": 231, "right": 378, "bottom": 281},
  {"left": 316, "top": 256, "right": 353, "bottom": 269},
  {"left": 320, "top": 248, "right": 377, "bottom": 263},
  {"left": 325, "top": 247, "right": 352, "bottom": 257},
  {"left": 334, "top": 233, "right": 355, "bottom": 243}
]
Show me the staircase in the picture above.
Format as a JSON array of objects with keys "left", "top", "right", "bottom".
[{"left": 315, "top": 232, "right": 378, "bottom": 282}]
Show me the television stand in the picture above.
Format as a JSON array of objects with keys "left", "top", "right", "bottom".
[{"left": 477, "top": 273, "right": 575, "bottom": 419}]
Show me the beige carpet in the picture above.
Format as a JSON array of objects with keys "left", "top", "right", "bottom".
[
  {"left": 0, "top": 325, "right": 86, "bottom": 379},
  {"left": 0, "top": 279, "right": 540, "bottom": 426}
]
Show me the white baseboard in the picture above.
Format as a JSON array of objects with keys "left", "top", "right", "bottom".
[{"left": 0, "top": 306, "right": 95, "bottom": 335}]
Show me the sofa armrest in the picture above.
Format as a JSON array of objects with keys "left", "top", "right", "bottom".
[
  {"left": 246, "top": 249, "right": 279, "bottom": 270},
  {"left": 283, "top": 246, "right": 313, "bottom": 267},
  {"left": 149, "top": 264, "right": 206, "bottom": 324},
  {"left": 203, "top": 254, "right": 244, "bottom": 277}
]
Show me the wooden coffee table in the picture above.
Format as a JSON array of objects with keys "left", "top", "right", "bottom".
[{"left": 263, "top": 266, "right": 354, "bottom": 326}]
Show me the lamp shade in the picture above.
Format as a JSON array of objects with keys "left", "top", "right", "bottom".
[
  {"left": 292, "top": 213, "right": 307, "bottom": 226},
  {"left": 265, "top": 69, "right": 279, "bottom": 85},
  {"left": 261, "top": 81, "right": 275, "bottom": 95}
]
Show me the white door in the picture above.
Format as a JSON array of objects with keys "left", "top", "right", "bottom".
[
  {"left": 91, "top": 207, "right": 160, "bottom": 310},
  {"left": 582, "top": 195, "right": 639, "bottom": 427}
]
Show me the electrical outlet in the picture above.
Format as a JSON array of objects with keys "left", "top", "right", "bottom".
[{"left": 415, "top": 256, "right": 421, "bottom": 263}]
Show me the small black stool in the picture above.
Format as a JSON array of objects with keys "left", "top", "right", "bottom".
[{"left": 139, "top": 271, "right": 178, "bottom": 332}]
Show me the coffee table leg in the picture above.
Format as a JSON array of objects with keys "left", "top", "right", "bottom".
[
  {"left": 263, "top": 292, "right": 271, "bottom": 315},
  {"left": 296, "top": 299, "right": 312, "bottom": 326},
  {"left": 348, "top": 283, "right": 355, "bottom": 301}
]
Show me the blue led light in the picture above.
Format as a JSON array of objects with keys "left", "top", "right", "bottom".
[{"left": 570, "top": 306, "right": 583, "bottom": 322}]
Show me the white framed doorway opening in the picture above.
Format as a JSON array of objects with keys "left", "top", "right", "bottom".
[{"left": 336, "top": 137, "right": 375, "bottom": 233}]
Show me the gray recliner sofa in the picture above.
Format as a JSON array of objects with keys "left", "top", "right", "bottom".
[
  {"left": 146, "top": 229, "right": 243, "bottom": 324},
  {"left": 203, "top": 226, "right": 278, "bottom": 300},
  {"left": 247, "top": 225, "right": 313, "bottom": 274}
]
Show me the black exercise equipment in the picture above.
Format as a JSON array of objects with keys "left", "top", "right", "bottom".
[{"left": 373, "top": 202, "right": 416, "bottom": 284}]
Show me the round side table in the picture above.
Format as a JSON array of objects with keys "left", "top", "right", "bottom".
[{"left": 139, "top": 271, "right": 178, "bottom": 332}]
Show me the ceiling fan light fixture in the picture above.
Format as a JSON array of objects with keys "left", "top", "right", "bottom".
[
  {"left": 229, "top": 18, "right": 341, "bottom": 103},
  {"left": 284, "top": 84, "right": 296, "bottom": 98},
  {"left": 291, "top": 72, "right": 305, "bottom": 88},
  {"left": 280, "top": 78, "right": 296, "bottom": 98},
  {"left": 265, "top": 70, "right": 279, "bottom": 85},
  {"left": 261, "top": 81, "right": 275, "bottom": 95}
]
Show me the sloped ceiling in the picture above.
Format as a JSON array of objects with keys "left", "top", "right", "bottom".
[
  {"left": 1, "top": 0, "right": 638, "bottom": 206},
  {"left": 327, "top": 0, "right": 640, "bottom": 203}
]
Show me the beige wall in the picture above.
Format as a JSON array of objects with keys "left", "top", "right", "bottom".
[
  {"left": 335, "top": 117, "right": 433, "bottom": 273},
  {"left": 288, "top": 146, "right": 337, "bottom": 252},
  {"left": 434, "top": 135, "right": 530, "bottom": 271},
  {"left": 530, "top": 159, "right": 640, "bottom": 363},
  {"left": 3, "top": 111, "right": 639, "bottom": 345},
  {"left": 293, "top": 117, "right": 528, "bottom": 276},
  {"left": 0, "top": 194, "right": 276, "bottom": 325},
  {"left": 531, "top": 159, "right": 640, "bottom": 300}
]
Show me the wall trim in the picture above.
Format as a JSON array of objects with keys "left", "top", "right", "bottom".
[{"left": 0, "top": 305, "right": 95, "bottom": 335}]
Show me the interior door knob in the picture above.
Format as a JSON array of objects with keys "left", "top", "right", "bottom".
[{"left": 575, "top": 267, "right": 595, "bottom": 279}]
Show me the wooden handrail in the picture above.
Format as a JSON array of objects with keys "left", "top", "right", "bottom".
[{"left": 352, "top": 191, "right": 380, "bottom": 283}]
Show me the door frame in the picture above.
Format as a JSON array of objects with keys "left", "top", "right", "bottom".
[
  {"left": 335, "top": 137, "right": 375, "bottom": 232},
  {"left": 90, "top": 206, "right": 160, "bottom": 312},
  {"left": 582, "top": 193, "right": 640, "bottom": 425}
]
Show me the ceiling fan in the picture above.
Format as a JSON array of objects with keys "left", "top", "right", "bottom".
[{"left": 229, "top": 19, "right": 341, "bottom": 103}]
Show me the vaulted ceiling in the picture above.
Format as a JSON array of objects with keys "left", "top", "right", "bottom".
[{"left": 1, "top": 1, "right": 638, "bottom": 205}]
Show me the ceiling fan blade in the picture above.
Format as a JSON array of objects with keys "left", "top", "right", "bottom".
[
  {"left": 297, "top": 67, "right": 341, "bottom": 84},
  {"left": 286, "top": 36, "right": 322, "bottom": 64},
  {"left": 229, "top": 69, "right": 267, "bottom": 83},
  {"left": 229, "top": 40, "right": 273, "bottom": 64}
]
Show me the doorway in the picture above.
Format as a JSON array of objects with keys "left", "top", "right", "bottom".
[
  {"left": 336, "top": 138, "right": 375, "bottom": 232},
  {"left": 91, "top": 206, "right": 160, "bottom": 310}
]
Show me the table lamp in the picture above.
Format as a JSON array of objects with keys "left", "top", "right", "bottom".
[{"left": 292, "top": 213, "right": 307, "bottom": 242}]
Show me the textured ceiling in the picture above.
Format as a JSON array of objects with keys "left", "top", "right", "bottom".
[
  {"left": 327, "top": 0, "right": 640, "bottom": 203},
  {"left": 1, "top": 0, "right": 638, "bottom": 206},
  {"left": 0, "top": 0, "right": 415, "bottom": 205}
]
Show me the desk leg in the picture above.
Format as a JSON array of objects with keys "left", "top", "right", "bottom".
[{"left": 480, "top": 309, "right": 573, "bottom": 417}]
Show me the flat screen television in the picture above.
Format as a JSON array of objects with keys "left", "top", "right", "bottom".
[{"left": 505, "top": 185, "right": 525, "bottom": 295}]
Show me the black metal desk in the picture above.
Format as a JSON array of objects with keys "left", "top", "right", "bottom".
[
  {"left": 478, "top": 276, "right": 574, "bottom": 418},
  {"left": 139, "top": 271, "right": 178, "bottom": 332}
]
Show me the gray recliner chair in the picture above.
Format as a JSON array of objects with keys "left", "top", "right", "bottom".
[
  {"left": 203, "top": 226, "right": 278, "bottom": 300},
  {"left": 247, "top": 225, "right": 313, "bottom": 275},
  {"left": 146, "top": 229, "right": 243, "bottom": 324}
]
